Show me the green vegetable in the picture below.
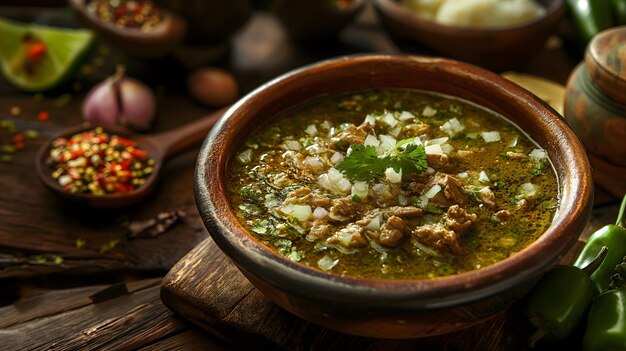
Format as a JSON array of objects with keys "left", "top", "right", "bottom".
[
  {"left": 0, "top": 17, "right": 95, "bottom": 92},
  {"left": 574, "top": 195, "right": 626, "bottom": 296},
  {"left": 612, "top": 0, "right": 626, "bottom": 24},
  {"left": 566, "top": 0, "right": 613, "bottom": 45},
  {"left": 524, "top": 247, "right": 607, "bottom": 347},
  {"left": 335, "top": 138, "right": 427, "bottom": 181},
  {"left": 582, "top": 258, "right": 626, "bottom": 351}
]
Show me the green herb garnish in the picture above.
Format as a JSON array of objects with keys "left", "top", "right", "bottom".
[{"left": 335, "top": 138, "right": 428, "bottom": 181}]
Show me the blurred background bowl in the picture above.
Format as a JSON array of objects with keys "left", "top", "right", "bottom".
[{"left": 372, "top": 0, "right": 565, "bottom": 70}]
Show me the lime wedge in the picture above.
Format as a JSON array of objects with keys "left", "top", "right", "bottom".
[{"left": 0, "top": 17, "right": 95, "bottom": 92}]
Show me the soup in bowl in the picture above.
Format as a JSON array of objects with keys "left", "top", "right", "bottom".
[{"left": 194, "top": 55, "right": 592, "bottom": 338}]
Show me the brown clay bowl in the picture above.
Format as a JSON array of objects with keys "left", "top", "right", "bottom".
[
  {"left": 194, "top": 55, "right": 592, "bottom": 338},
  {"left": 69, "top": 0, "right": 187, "bottom": 59},
  {"left": 372, "top": 0, "right": 565, "bottom": 70}
]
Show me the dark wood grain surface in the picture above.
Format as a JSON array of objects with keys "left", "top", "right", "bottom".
[{"left": 0, "top": 4, "right": 620, "bottom": 351}]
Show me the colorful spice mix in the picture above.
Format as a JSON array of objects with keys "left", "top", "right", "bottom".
[
  {"left": 86, "top": 0, "right": 163, "bottom": 32},
  {"left": 47, "top": 127, "right": 153, "bottom": 195}
]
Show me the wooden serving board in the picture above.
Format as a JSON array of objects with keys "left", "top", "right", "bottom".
[{"left": 161, "top": 198, "right": 619, "bottom": 351}]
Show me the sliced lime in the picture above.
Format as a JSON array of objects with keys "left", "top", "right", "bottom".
[{"left": 0, "top": 17, "right": 95, "bottom": 92}]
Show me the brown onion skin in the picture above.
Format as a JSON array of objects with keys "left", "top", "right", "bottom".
[{"left": 187, "top": 68, "right": 238, "bottom": 107}]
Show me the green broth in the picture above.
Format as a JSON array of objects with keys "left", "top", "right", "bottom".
[{"left": 227, "top": 89, "right": 559, "bottom": 280}]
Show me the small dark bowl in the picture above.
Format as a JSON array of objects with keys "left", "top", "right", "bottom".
[
  {"left": 372, "top": 0, "right": 565, "bottom": 70},
  {"left": 195, "top": 55, "right": 592, "bottom": 338},
  {"left": 272, "top": 0, "right": 366, "bottom": 42}
]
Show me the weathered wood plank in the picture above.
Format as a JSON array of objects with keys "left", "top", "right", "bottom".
[
  {"left": 137, "top": 330, "right": 226, "bottom": 351},
  {"left": 0, "top": 279, "right": 191, "bottom": 351}
]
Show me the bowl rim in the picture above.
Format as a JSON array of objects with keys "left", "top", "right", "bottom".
[
  {"left": 371, "top": 0, "right": 565, "bottom": 34},
  {"left": 195, "top": 54, "right": 592, "bottom": 308}
]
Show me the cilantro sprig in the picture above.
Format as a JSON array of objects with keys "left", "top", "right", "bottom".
[{"left": 335, "top": 138, "right": 428, "bottom": 181}]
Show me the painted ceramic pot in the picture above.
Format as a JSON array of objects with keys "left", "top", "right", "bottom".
[{"left": 564, "top": 26, "right": 626, "bottom": 196}]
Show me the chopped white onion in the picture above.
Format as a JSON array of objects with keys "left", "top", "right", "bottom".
[
  {"left": 519, "top": 183, "right": 537, "bottom": 198},
  {"left": 422, "top": 106, "right": 437, "bottom": 117},
  {"left": 366, "top": 214, "right": 382, "bottom": 231},
  {"left": 425, "top": 167, "right": 435, "bottom": 175},
  {"left": 237, "top": 149, "right": 253, "bottom": 164},
  {"left": 305, "top": 124, "right": 318, "bottom": 136},
  {"left": 426, "top": 137, "right": 449, "bottom": 145},
  {"left": 292, "top": 205, "right": 312, "bottom": 221},
  {"left": 415, "top": 195, "right": 429, "bottom": 208},
  {"left": 479, "top": 171, "right": 490, "bottom": 183},
  {"left": 328, "top": 168, "right": 343, "bottom": 183},
  {"left": 313, "top": 206, "right": 328, "bottom": 219},
  {"left": 318, "top": 255, "right": 339, "bottom": 271},
  {"left": 330, "top": 152, "right": 344, "bottom": 164},
  {"left": 351, "top": 181, "right": 369, "bottom": 199},
  {"left": 441, "top": 143, "right": 454, "bottom": 155},
  {"left": 303, "top": 156, "right": 324, "bottom": 169},
  {"left": 425, "top": 184, "right": 442, "bottom": 198},
  {"left": 364, "top": 114, "right": 377, "bottom": 125},
  {"left": 457, "top": 172, "right": 469, "bottom": 179},
  {"left": 280, "top": 205, "right": 294, "bottom": 215},
  {"left": 509, "top": 136, "right": 519, "bottom": 147},
  {"left": 425, "top": 144, "right": 444, "bottom": 155},
  {"left": 337, "top": 178, "right": 352, "bottom": 193},
  {"left": 378, "top": 134, "right": 396, "bottom": 154},
  {"left": 284, "top": 140, "right": 302, "bottom": 150},
  {"left": 441, "top": 118, "right": 465, "bottom": 136},
  {"left": 413, "top": 136, "right": 423, "bottom": 146},
  {"left": 399, "top": 111, "right": 416, "bottom": 121},
  {"left": 530, "top": 148, "right": 547, "bottom": 160},
  {"left": 385, "top": 167, "right": 402, "bottom": 183},
  {"left": 388, "top": 126, "right": 402, "bottom": 137},
  {"left": 364, "top": 134, "right": 380, "bottom": 147},
  {"left": 481, "top": 131, "right": 501, "bottom": 143},
  {"left": 382, "top": 112, "right": 398, "bottom": 127},
  {"left": 398, "top": 194, "right": 408, "bottom": 206}
]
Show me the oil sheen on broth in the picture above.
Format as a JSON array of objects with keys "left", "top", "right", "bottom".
[{"left": 228, "top": 89, "right": 558, "bottom": 280}]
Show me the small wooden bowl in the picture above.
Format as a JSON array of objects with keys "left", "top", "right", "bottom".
[
  {"left": 372, "top": 0, "right": 565, "bottom": 70},
  {"left": 69, "top": 0, "right": 187, "bottom": 59},
  {"left": 194, "top": 55, "right": 592, "bottom": 338}
]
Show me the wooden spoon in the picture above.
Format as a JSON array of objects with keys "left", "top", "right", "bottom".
[
  {"left": 68, "top": 0, "right": 187, "bottom": 59},
  {"left": 36, "top": 108, "right": 226, "bottom": 209}
]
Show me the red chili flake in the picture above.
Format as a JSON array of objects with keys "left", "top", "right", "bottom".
[
  {"left": 37, "top": 110, "right": 50, "bottom": 122},
  {"left": 12, "top": 134, "right": 25, "bottom": 144},
  {"left": 14, "top": 142, "right": 25, "bottom": 150},
  {"left": 27, "top": 42, "right": 47, "bottom": 63},
  {"left": 115, "top": 137, "right": 135, "bottom": 147},
  {"left": 131, "top": 149, "right": 148, "bottom": 159}
]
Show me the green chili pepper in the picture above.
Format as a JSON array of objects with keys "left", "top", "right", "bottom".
[
  {"left": 574, "top": 195, "right": 626, "bottom": 296},
  {"left": 524, "top": 247, "right": 607, "bottom": 347},
  {"left": 582, "top": 258, "right": 626, "bottom": 351},
  {"left": 612, "top": 0, "right": 626, "bottom": 24},
  {"left": 566, "top": 0, "right": 614, "bottom": 44}
]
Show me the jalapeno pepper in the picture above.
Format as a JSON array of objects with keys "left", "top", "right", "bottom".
[
  {"left": 566, "top": 0, "right": 614, "bottom": 44},
  {"left": 524, "top": 247, "right": 607, "bottom": 347},
  {"left": 582, "top": 258, "right": 626, "bottom": 351},
  {"left": 574, "top": 195, "right": 626, "bottom": 296}
]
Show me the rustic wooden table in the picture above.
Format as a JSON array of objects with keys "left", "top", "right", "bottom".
[{"left": 0, "top": 5, "right": 621, "bottom": 351}]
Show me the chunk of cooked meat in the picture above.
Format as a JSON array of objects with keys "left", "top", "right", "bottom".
[
  {"left": 327, "top": 224, "right": 367, "bottom": 248},
  {"left": 495, "top": 209, "right": 511, "bottom": 220},
  {"left": 412, "top": 225, "right": 462, "bottom": 254},
  {"left": 307, "top": 222, "right": 331, "bottom": 241},
  {"left": 379, "top": 216, "right": 412, "bottom": 248},
  {"left": 331, "top": 124, "right": 367, "bottom": 146},
  {"left": 477, "top": 186, "right": 496, "bottom": 208},
  {"left": 283, "top": 152, "right": 316, "bottom": 181},
  {"left": 284, "top": 187, "right": 331, "bottom": 208},
  {"left": 382, "top": 206, "right": 424, "bottom": 218},
  {"left": 444, "top": 205, "right": 476, "bottom": 236},
  {"left": 425, "top": 173, "right": 465, "bottom": 208},
  {"left": 329, "top": 197, "right": 358, "bottom": 221},
  {"left": 426, "top": 153, "right": 454, "bottom": 172}
]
